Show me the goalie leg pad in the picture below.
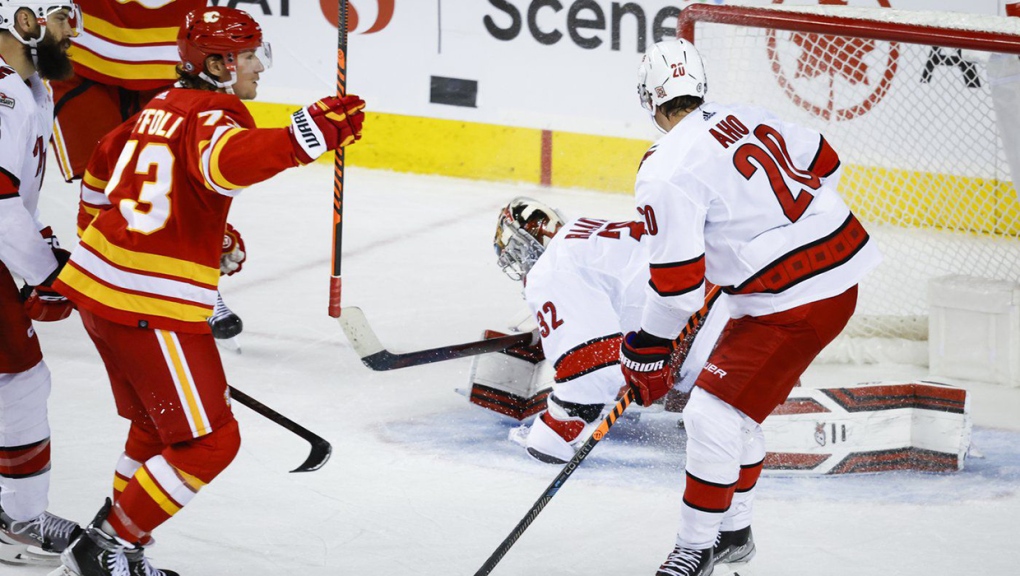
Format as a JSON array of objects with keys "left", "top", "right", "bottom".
[
  {"left": 524, "top": 394, "right": 604, "bottom": 464},
  {"left": 524, "top": 414, "right": 576, "bottom": 464}
]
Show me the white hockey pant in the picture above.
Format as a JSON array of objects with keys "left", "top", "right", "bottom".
[{"left": 677, "top": 387, "right": 765, "bottom": 549}]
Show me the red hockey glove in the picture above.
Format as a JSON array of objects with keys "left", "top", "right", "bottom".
[
  {"left": 620, "top": 330, "right": 676, "bottom": 406},
  {"left": 220, "top": 223, "right": 246, "bottom": 276},
  {"left": 289, "top": 94, "right": 366, "bottom": 163},
  {"left": 21, "top": 248, "right": 73, "bottom": 322}
]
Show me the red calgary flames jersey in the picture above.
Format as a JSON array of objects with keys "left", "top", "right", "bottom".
[
  {"left": 70, "top": 0, "right": 206, "bottom": 90},
  {"left": 55, "top": 88, "right": 302, "bottom": 333}
]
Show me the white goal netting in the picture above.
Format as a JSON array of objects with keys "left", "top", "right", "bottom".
[{"left": 683, "top": 4, "right": 1020, "bottom": 354}]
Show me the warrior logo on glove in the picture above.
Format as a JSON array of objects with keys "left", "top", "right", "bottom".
[
  {"left": 619, "top": 330, "right": 676, "bottom": 406},
  {"left": 289, "top": 95, "right": 366, "bottom": 164}
]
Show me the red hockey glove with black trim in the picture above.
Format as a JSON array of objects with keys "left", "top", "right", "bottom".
[
  {"left": 220, "top": 223, "right": 246, "bottom": 276},
  {"left": 620, "top": 330, "right": 676, "bottom": 406},
  {"left": 289, "top": 94, "right": 366, "bottom": 163},
  {"left": 22, "top": 247, "right": 73, "bottom": 322}
]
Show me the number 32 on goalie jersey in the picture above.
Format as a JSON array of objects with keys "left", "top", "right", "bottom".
[{"left": 536, "top": 301, "right": 564, "bottom": 337}]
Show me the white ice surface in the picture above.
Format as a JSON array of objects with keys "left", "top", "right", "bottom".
[{"left": 17, "top": 163, "right": 1020, "bottom": 576}]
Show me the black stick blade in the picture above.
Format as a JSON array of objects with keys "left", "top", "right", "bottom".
[{"left": 291, "top": 437, "right": 333, "bottom": 473}]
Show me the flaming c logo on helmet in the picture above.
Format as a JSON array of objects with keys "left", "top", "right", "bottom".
[
  {"left": 204, "top": 11, "right": 221, "bottom": 24},
  {"left": 319, "top": 0, "right": 395, "bottom": 34}
]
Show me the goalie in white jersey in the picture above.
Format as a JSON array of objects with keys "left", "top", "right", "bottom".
[
  {"left": 617, "top": 40, "right": 882, "bottom": 576},
  {"left": 0, "top": 0, "right": 84, "bottom": 565},
  {"left": 493, "top": 198, "right": 728, "bottom": 465}
]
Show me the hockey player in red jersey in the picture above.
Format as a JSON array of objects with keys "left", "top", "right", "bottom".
[
  {"left": 0, "top": 0, "right": 85, "bottom": 565},
  {"left": 51, "top": 0, "right": 250, "bottom": 344},
  {"left": 49, "top": 7, "right": 365, "bottom": 576},
  {"left": 493, "top": 197, "right": 728, "bottom": 464},
  {"left": 618, "top": 39, "right": 881, "bottom": 576}
]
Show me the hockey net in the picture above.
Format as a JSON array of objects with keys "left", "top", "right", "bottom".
[{"left": 679, "top": 3, "right": 1020, "bottom": 362}]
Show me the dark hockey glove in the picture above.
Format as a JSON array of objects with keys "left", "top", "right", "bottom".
[
  {"left": 620, "top": 330, "right": 676, "bottom": 406},
  {"left": 22, "top": 247, "right": 73, "bottom": 322}
]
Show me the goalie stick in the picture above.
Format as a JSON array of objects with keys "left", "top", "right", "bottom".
[
  {"left": 228, "top": 386, "right": 332, "bottom": 473},
  {"left": 338, "top": 306, "right": 536, "bottom": 370},
  {"left": 473, "top": 284, "right": 721, "bottom": 575}
]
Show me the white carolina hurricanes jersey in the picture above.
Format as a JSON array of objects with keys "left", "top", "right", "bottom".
[
  {"left": 635, "top": 102, "right": 881, "bottom": 338},
  {"left": 0, "top": 59, "right": 58, "bottom": 285},
  {"left": 524, "top": 217, "right": 727, "bottom": 405}
]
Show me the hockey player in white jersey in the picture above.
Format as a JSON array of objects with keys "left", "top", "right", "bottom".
[
  {"left": 617, "top": 40, "right": 882, "bottom": 576},
  {"left": 0, "top": 0, "right": 83, "bottom": 565},
  {"left": 493, "top": 197, "right": 727, "bottom": 465}
]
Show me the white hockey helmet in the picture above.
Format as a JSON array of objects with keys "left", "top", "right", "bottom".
[
  {"left": 637, "top": 39, "right": 707, "bottom": 119},
  {"left": 494, "top": 197, "right": 565, "bottom": 281},
  {"left": 0, "top": 1, "right": 81, "bottom": 47}
]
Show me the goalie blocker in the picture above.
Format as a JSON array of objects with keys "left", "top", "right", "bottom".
[{"left": 467, "top": 330, "right": 551, "bottom": 420}]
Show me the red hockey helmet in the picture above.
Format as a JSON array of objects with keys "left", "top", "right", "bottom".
[{"left": 177, "top": 7, "right": 270, "bottom": 77}]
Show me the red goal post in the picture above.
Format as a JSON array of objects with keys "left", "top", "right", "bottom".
[
  {"left": 675, "top": 3, "right": 1020, "bottom": 356},
  {"left": 678, "top": 4, "right": 1020, "bottom": 55}
]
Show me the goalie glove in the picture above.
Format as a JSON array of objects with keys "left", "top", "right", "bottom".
[
  {"left": 21, "top": 247, "right": 74, "bottom": 322},
  {"left": 619, "top": 330, "right": 676, "bottom": 406},
  {"left": 220, "top": 223, "right": 246, "bottom": 276},
  {"left": 289, "top": 94, "right": 366, "bottom": 163}
]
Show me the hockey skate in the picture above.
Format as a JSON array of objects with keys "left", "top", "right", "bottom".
[
  {"left": 714, "top": 527, "right": 755, "bottom": 564},
  {"left": 124, "top": 546, "right": 178, "bottom": 576},
  {"left": 657, "top": 546, "right": 713, "bottom": 576},
  {"left": 0, "top": 505, "right": 82, "bottom": 566},
  {"left": 49, "top": 500, "right": 130, "bottom": 576},
  {"left": 208, "top": 292, "right": 243, "bottom": 353},
  {"left": 711, "top": 527, "right": 755, "bottom": 576}
]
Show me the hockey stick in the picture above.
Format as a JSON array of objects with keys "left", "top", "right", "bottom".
[
  {"left": 473, "top": 283, "right": 722, "bottom": 575},
  {"left": 338, "top": 306, "right": 535, "bottom": 370},
  {"left": 228, "top": 386, "right": 332, "bottom": 473},
  {"left": 328, "top": 0, "right": 350, "bottom": 318},
  {"left": 474, "top": 389, "right": 636, "bottom": 576}
]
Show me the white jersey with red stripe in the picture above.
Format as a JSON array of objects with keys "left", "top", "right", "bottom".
[
  {"left": 524, "top": 217, "right": 727, "bottom": 406},
  {"left": 635, "top": 101, "right": 881, "bottom": 338},
  {"left": 0, "top": 60, "right": 58, "bottom": 286}
]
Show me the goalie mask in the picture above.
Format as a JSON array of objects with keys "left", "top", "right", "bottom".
[
  {"left": 0, "top": 1, "right": 81, "bottom": 48},
  {"left": 638, "top": 39, "right": 707, "bottom": 130},
  {"left": 178, "top": 7, "right": 272, "bottom": 92},
  {"left": 494, "top": 197, "right": 565, "bottom": 281}
]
